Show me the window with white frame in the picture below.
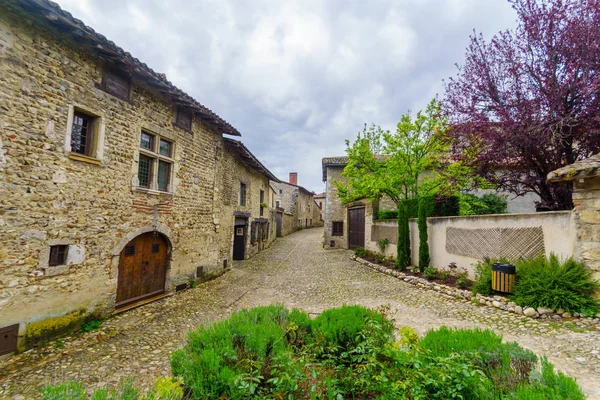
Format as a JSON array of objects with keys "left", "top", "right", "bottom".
[{"left": 137, "top": 131, "right": 174, "bottom": 192}]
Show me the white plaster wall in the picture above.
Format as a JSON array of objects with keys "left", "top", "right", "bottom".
[{"left": 368, "top": 211, "right": 575, "bottom": 277}]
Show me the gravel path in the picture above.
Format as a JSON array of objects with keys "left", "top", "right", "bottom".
[{"left": 1, "top": 228, "right": 599, "bottom": 399}]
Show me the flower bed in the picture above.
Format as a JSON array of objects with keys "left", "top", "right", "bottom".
[{"left": 352, "top": 255, "right": 600, "bottom": 326}]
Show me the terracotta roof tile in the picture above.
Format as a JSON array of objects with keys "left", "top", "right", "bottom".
[{"left": 547, "top": 154, "right": 600, "bottom": 182}]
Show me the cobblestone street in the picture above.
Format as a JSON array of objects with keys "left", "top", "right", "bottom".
[{"left": 1, "top": 228, "right": 599, "bottom": 399}]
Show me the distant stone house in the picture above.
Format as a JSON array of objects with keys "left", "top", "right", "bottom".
[
  {"left": 321, "top": 155, "right": 542, "bottom": 250},
  {"left": 270, "top": 172, "right": 317, "bottom": 231},
  {"left": 0, "top": 0, "right": 276, "bottom": 354},
  {"left": 214, "top": 139, "right": 279, "bottom": 262}
]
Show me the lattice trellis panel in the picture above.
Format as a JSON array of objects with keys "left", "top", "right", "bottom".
[{"left": 446, "top": 227, "right": 544, "bottom": 260}]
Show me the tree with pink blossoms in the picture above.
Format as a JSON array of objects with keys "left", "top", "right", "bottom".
[{"left": 444, "top": 0, "right": 600, "bottom": 210}]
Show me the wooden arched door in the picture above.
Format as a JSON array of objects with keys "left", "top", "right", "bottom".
[{"left": 116, "top": 232, "right": 168, "bottom": 308}]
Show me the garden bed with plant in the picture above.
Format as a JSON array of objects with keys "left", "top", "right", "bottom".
[
  {"left": 354, "top": 246, "right": 472, "bottom": 290},
  {"left": 354, "top": 246, "right": 600, "bottom": 323},
  {"left": 43, "top": 305, "right": 585, "bottom": 399}
]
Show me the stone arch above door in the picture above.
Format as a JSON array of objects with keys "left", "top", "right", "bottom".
[{"left": 111, "top": 224, "right": 172, "bottom": 256}]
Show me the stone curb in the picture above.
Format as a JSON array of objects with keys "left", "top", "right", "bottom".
[{"left": 352, "top": 255, "right": 600, "bottom": 326}]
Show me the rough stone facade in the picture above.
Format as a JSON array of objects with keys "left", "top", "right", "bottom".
[
  {"left": 312, "top": 200, "right": 324, "bottom": 227},
  {"left": 214, "top": 140, "right": 278, "bottom": 263},
  {"left": 323, "top": 162, "right": 348, "bottom": 248},
  {"left": 572, "top": 177, "right": 600, "bottom": 282},
  {"left": 0, "top": 1, "right": 248, "bottom": 353},
  {"left": 270, "top": 176, "right": 316, "bottom": 230},
  {"left": 548, "top": 154, "right": 600, "bottom": 284}
]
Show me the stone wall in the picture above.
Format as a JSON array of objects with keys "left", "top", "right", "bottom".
[
  {"left": 214, "top": 146, "right": 276, "bottom": 262},
  {"left": 323, "top": 165, "right": 347, "bottom": 248},
  {"left": 295, "top": 189, "right": 315, "bottom": 229},
  {"left": 281, "top": 212, "right": 298, "bottom": 237},
  {"left": 573, "top": 177, "right": 600, "bottom": 282},
  {"left": 0, "top": 8, "right": 226, "bottom": 349},
  {"left": 366, "top": 208, "right": 575, "bottom": 277},
  {"left": 312, "top": 200, "right": 324, "bottom": 227},
  {"left": 271, "top": 181, "right": 296, "bottom": 213}
]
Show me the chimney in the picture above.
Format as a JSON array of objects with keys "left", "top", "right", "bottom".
[{"left": 289, "top": 172, "right": 298, "bottom": 186}]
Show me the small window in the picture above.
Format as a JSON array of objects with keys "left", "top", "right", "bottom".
[
  {"left": 71, "top": 111, "right": 97, "bottom": 157},
  {"left": 332, "top": 221, "right": 343, "bottom": 236},
  {"left": 138, "top": 154, "right": 153, "bottom": 188},
  {"left": 279, "top": 189, "right": 283, "bottom": 194},
  {"left": 140, "top": 132, "right": 154, "bottom": 150},
  {"left": 49, "top": 245, "right": 68, "bottom": 266},
  {"left": 136, "top": 131, "right": 174, "bottom": 192},
  {"left": 152, "top": 244, "right": 160, "bottom": 253},
  {"left": 159, "top": 139, "right": 172, "bottom": 157},
  {"left": 240, "top": 182, "right": 247, "bottom": 206},
  {"left": 176, "top": 107, "right": 192, "bottom": 131},
  {"left": 276, "top": 200, "right": 280, "bottom": 207},
  {"left": 125, "top": 245, "right": 135, "bottom": 256},
  {"left": 100, "top": 69, "right": 131, "bottom": 100}
]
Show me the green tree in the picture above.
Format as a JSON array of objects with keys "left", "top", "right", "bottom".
[{"left": 336, "top": 99, "right": 460, "bottom": 269}]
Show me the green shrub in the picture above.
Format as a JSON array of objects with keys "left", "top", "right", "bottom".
[
  {"left": 377, "top": 209, "right": 398, "bottom": 220},
  {"left": 472, "top": 258, "right": 497, "bottom": 295},
  {"left": 439, "top": 270, "right": 450, "bottom": 283},
  {"left": 41, "top": 381, "right": 86, "bottom": 400},
  {"left": 459, "top": 193, "right": 508, "bottom": 216},
  {"left": 435, "top": 195, "right": 460, "bottom": 217},
  {"left": 457, "top": 269, "right": 470, "bottom": 289},
  {"left": 397, "top": 201, "right": 410, "bottom": 270},
  {"left": 310, "top": 305, "right": 393, "bottom": 357},
  {"left": 424, "top": 266, "right": 437, "bottom": 280},
  {"left": 354, "top": 246, "right": 366, "bottom": 257},
  {"left": 418, "top": 196, "right": 433, "bottom": 271},
  {"left": 376, "top": 238, "right": 389, "bottom": 253},
  {"left": 170, "top": 305, "right": 295, "bottom": 398},
  {"left": 509, "top": 357, "right": 586, "bottom": 400},
  {"left": 511, "top": 254, "right": 599, "bottom": 314},
  {"left": 421, "top": 327, "right": 538, "bottom": 392}
]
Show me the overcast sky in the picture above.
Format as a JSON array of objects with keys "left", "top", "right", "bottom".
[{"left": 56, "top": 0, "right": 518, "bottom": 193}]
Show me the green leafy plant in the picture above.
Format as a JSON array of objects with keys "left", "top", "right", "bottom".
[
  {"left": 511, "top": 254, "right": 599, "bottom": 314},
  {"left": 456, "top": 268, "right": 470, "bottom": 289},
  {"left": 376, "top": 238, "right": 389, "bottom": 253},
  {"left": 472, "top": 258, "right": 496, "bottom": 295},
  {"left": 354, "top": 247, "right": 366, "bottom": 257},
  {"left": 418, "top": 196, "right": 434, "bottom": 271},
  {"left": 375, "top": 254, "right": 386, "bottom": 264},
  {"left": 424, "top": 267, "right": 437, "bottom": 280},
  {"left": 439, "top": 271, "right": 450, "bottom": 283},
  {"left": 81, "top": 319, "right": 102, "bottom": 333},
  {"left": 396, "top": 201, "right": 410, "bottom": 271},
  {"left": 189, "top": 278, "right": 197, "bottom": 289}
]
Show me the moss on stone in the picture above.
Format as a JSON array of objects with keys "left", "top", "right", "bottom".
[{"left": 25, "top": 309, "right": 86, "bottom": 347}]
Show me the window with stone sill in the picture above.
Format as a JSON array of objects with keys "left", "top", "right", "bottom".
[
  {"left": 70, "top": 110, "right": 99, "bottom": 158},
  {"left": 135, "top": 131, "right": 174, "bottom": 193},
  {"left": 49, "top": 245, "right": 68, "bottom": 266}
]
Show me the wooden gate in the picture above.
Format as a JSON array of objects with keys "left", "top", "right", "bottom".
[
  {"left": 276, "top": 212, "right": 283, "bottom": 237},
  {"left": 347, "top": 207, "right": 365, "bottom": 249},
  {"left": 116, "top": 232, "right": 168, "bottom": 308}
]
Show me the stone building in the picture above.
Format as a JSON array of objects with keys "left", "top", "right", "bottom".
[
  {"left": 215, "top": 139, "right": 279, "bottom": 263},
  {"left": 548, "top": 154, "right": 600, "bottom": 282},
  {"left": 314, "top": 192, "right": 326, "bottom": 218},
  {"left": 322, "top": 157, "right": 351, "bottom": 248},
  {"left": 270, "top": 172, "right": 317, "bottom": 230},
  {"left": 0, "top": 0, "right": 274, "bottom": 354}
]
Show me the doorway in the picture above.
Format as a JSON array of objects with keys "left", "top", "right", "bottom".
[{"left": 116, "top": 232, "right": 168, "bottom": 308}]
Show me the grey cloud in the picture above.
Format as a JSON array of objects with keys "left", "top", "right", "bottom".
[{"left": 57, "top": 0, "right": 517, "bottom": 192}]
